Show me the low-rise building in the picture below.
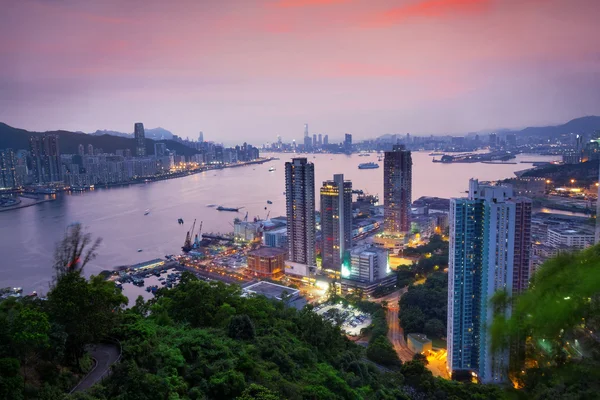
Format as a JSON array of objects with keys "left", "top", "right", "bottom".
[
  {"left": 407, "top": 333, "right": 433, "bottom": 354},
  {"left": 246, "top": 247, "right": 286, "bottom": 279},
  {"left": 547, "top": 227, "right": 594, "bottom": 249},
  {"left": 341, "top": 245, "right": 395, "bottom": 295},
  {"left": 263, "top": 227, "right": 287, "bottom": 248}
]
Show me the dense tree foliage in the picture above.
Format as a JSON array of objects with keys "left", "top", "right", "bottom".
[
  {"left": 7, "top": 228, "right": 600, "bottom": 399},
  {"left": 492, "top": 245, "right": 600, "bottom": 399},
  {"left": 399, "top": 272, "right": 448, "bottom": 340}
]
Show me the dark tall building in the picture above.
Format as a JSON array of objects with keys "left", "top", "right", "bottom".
[
  {"left": 29, "top": 135, "right": 61, "bottom": 184},
  {"left": 320, "top": 174, "right": 352, "bottom": 273},
  {"left": 0, "top": 149, "right": 18, "bottom": 188},
  {"left": 344, "top": 133, "right": 352, "bottom": 154},
  {"left": 134, "top": 122, "right": 146, "bottom": 157},
  {"left": 154, "top": 143, "right": 167, "bottom": 157},
  {"left": 489, "top": 133, "right": 497, "bottom": 148},
  {"left": 383, "top": 145, "right": 412, "bottom": 235},
  {"left": 285, "top": 158, "right": 316, "bottom": 267}
]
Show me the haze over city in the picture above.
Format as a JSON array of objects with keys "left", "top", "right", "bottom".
[{"left": 2, "top": 0, "right": 600, "bottom": 143}]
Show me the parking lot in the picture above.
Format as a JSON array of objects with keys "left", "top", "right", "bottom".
[{"left": 314, "top": 303, "right": 372, "bottom": 336}]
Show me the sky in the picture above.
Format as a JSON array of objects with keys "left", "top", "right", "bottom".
[{"left": 1, "top": 0, "right": 599, "bottom": 145}]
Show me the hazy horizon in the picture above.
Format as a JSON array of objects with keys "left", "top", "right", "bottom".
[{"left": 2, "top": 0, "right": 599, "bottom": 143}]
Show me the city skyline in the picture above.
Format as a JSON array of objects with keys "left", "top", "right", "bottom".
[{"left": 2, "top": 1, "right": 599, "bottom": 143}]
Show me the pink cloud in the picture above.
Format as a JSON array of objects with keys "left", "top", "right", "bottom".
[
  {"left": 363, "top": 0, "right": 492, "bottom": 27},
  {"left": 270, "top": 0, "right": 349, "bottom": 7},
  {"left": 330, "top": 63, "right": 414, "bottom": 78}
]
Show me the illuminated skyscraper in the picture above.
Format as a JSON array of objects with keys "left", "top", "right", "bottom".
[
  {"left": 285, "top": 157, "right": 316, "bottom": 267},
  {"left": 320, "top": 174, "right": 352, "bottom": 273},
  {"left": 383, "top": 145, "right": 412, "bottom": 235},
  {"left": 448, "top": 180, "right": 532, "bottom": 384},
  {"left": 134, "top": 122, "right": 146, "bottom": 157}
]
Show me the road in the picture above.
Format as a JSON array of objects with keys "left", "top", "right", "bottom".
[
  {"left": 71, "top": 344, "right": 120, "bottom": 392},
  {"left": 379, "top": 288, "right": 415, "bottom": 362},
  {"left": 377, "top": 287, "right": 449, "bottom": 378}
]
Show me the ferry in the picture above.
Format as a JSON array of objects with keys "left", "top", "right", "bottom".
[
  {"left": 269, "top": 167, "right": 276, "bottom": 172},
  {"left": 358, "top": 162, "right": 379, "bottom": 169}
]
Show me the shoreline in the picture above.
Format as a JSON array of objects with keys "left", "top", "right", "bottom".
[{"left": 0, "top": 196, "right": 55, "bottom": 213}]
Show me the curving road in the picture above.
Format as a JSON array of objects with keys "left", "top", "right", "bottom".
[
  {"left": 387, "top": 302, "right": 415, "bottom": 362},
  {"left": 71, "top": 344, "right": 120, "bottom": 393}
]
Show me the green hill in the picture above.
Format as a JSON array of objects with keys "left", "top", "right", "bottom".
[{"left": 0, "top": 122, "right": 199, "bottom": 157}]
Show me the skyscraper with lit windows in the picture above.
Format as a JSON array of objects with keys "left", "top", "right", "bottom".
[
  {"left": 448, "top": 179, "right": 532, "bottom": 384},
  {"left": 320, "top": 174, "right": 352, "bottom": 273},
  {"left": 285, "top": 157, "right": 316, "bottom": 267},
  {"left": 134, "top": 122, "right": 146, "bottom": 157},
  {"left": 383, "top": 145, "right": 412, "bottom": 236}
]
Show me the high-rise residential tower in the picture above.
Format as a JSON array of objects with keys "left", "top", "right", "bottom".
[
  {"left": 198, "top": 131, "right": 204, "bottom": 143},
  {"left": 29, "top": 135, "right": 61, "bottom": 183},
  {"left": 0, "top": 149, "right": 18, "bottom": 188},
  {"left": 134, "top": 122, "right": 146, "bottom": 157},
  {"left": 383, "top": 145, "right": 412, "bottom": 236},
  {"left": 447, "top": 179, "right": 532, "bottom": 384},
  {"left": 320, "top": 174, "right": 352, "bottom": 273},
  {"left": 344, "top": 133, "right": 352, "bottom": 154},
  {"left": 285, "top": 158, "right": 316, "bottom": 267},
  {"left": 323, "top": 134, "right": 329, "bottom": 146}
]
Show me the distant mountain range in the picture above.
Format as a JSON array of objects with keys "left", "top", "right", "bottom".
[
  {"left": 378, "top": 116, "right": 600, "bottom": 140},
  {"left": 0, "top": 123, "right": 198, "bottom": 156},
  {"left": 91, "top": 127, "right": 174, "bottom": 140}
]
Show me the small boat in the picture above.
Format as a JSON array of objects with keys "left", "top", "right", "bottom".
[
  {"left": 206, "top": 204, "right": 217, "bottom": 208},
  {"left": 137, "top": 249, "right": 143, "bottom": 252},
  {"left": 269, "top": 167, "right": 275, "bottom": 172},
  {"left": 178, "top": 218, "right": 184, "bottom": 224},
  {"left": 144, "top": 209, "right": 150, "bottom": 215},
  {"left": 267, "top": 200, "right": 273, "bottom": 204},
  {"left": 216, "top": 206, "right": 243, "bottom": 212}
]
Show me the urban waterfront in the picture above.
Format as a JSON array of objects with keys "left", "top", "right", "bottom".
[{"left": 0, "top": 152, "right": 558, "bottom": 294}]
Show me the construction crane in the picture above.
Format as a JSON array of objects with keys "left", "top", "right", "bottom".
[
  {"left": 182, "top": 219, "right": 196, "bottom": 252},
  {"left": 244, "top": 211, "right": 248, "bottom": 222},
  {"left": 194, "top": 221, "right": 203, "bottom": 247},
  {"left": 265, "top": 210, "right": 270, "bottom": 221}
]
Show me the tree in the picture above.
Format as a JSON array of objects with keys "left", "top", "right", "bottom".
[
  {"left": 52, "top": 223, "right": 102, "bottom": 282},
  {"left": 228, "top": 315, "right": 256, "bottom": 340},
  {"left": 10, "top": 307, "right": 50, "bottom": 383},
  {"left": 47, "top": 273, "right": 126, "bottom": 365},
  {"left": 236, "top": 384, "right": 280, "bottom": 400},
  {"left": 0, "top": 358, "right": 23, "bottom": 400},
  {"left": 424, "top": 319, "right": 445, "bottom": 338},
  {"left": 412, "top": 353, "right": 428, "bottom": 365},
  {"left": 366, "top": 336, "right": 402, "bottom": 368}
]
